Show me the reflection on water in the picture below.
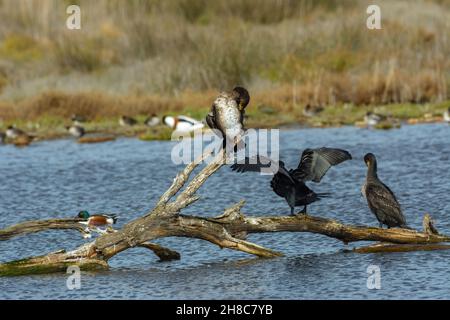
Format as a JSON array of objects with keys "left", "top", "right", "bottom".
[{"left": 0, "top": 124, "right": 449, "bottom": 299}]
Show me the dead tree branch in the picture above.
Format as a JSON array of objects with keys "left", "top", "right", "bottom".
[{"left": 1, "top": 148, "right": 450, "bottom": 276}]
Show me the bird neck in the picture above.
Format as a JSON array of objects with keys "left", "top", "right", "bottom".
[{"left": 367, "top": 161, "right": 378, "bottom": 179}]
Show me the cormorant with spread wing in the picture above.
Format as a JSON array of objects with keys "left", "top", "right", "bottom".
[{"left": 231, "top": 148, "right": 352, "bottom": 215}]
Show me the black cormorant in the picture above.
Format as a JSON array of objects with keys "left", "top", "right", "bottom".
[
  {"left": 362, "top": 153, "right": 408, "bottom": 228},
  {"left": 231, "top": 147, "right": 352, "bottom": 215}
]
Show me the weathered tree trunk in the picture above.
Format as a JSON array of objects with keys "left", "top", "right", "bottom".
[{"left": 1, "top": 149, "right": 449, "bottom": 276}]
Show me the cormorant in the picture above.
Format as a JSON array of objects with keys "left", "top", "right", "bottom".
[
  {"left": 162, "top": 115, "right": 204, "bottom": 133},
  {"left": 361, "top": 153, "right": 408, "bottom": 228},
  {"left": 66, "top": 125, "right": 85, "bottom": 138},
  {"left": 119, "top": 116, "right": 137, "bottom": 126},
  {"left": 206, "top": 87, "right": 249, "bottom": 151},
  {"left": 231, "top": 147, "right": 352, "bottom": 215}
]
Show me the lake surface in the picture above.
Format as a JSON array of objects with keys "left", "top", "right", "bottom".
[{"left": 1, "top": 123, "right": 450, "bottom": 299}]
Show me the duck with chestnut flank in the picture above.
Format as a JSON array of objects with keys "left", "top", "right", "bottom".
[{"left": 76, "top": 210, "right": 118, "bottom": 227}]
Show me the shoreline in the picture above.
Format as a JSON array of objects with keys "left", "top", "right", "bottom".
[{"left": 0, "top": 115, "right": 447, "bottom": 146}]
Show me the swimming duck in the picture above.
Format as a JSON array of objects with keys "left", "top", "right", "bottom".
[
  {"left": 163, "top": 115, "right": 204, "bottom": 134},
  {"left": 6, "top": 125, "right": 25, "bottom": 139},
  {"left": 205, "top": 87, "right": 250, "bottom": 150},
  {"left": 144, "top": 114, "right": 160, "bottom": 127},
  {"left": 231, "top": 147, "right": 352, "bottom": 215},
  {"left": 364, "top": 112, "right": 386, "bottom": 127},
  {"left": 303, "top": 104, "right": 324, "bottom": 118},
  {"left": 444, "top": 108, "right": 450, "bottom": 123},
  {"left": 119, "top": 116, "right": 137, "bottom": 127},
  {"left": 76, "top": 210, "right": 117, "bottom": 227},
  {"left": 66, "top": 125, "right": 85, "bottom": 138},
  {"left": 361, "top": 153, "right": 408, "bottom": 229},
  {"left": 71, "top": 114, "right": 87, "bottom": 126}
]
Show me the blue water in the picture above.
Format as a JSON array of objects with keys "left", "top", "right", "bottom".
[{"left": 1, "top": 123, "right": 450, "bottom": 299}]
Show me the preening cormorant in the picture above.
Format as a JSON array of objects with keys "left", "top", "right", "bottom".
[
  {"left": 206, "top": 87, "right": 249, "bottom": 150},
  {"left": 361, "top": 153, "right": 408, "bottom": 228},
  {"left": 231, "top": 147, "right": 352, "bottom": 215}
]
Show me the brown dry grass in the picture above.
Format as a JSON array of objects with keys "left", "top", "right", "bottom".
[{"left": 0, "top": 0, "right": 448, "bottom": 126}]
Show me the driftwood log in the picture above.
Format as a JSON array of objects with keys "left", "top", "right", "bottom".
[{"left": 1, "top": 149, "right": 449, "bottom": 276}]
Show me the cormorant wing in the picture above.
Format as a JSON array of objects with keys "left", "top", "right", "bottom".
[
  {"left": 230, "top": 156, "right": 293, "bottom": 182},
  {"left": 292, "top": 147, "right": 352, "bottom": 183},
  {"left": 205, "top": 111, "right": 217, "bottom": 130},
  {"left": 365, "top": 182, "right": 406, "bottom": 226}
]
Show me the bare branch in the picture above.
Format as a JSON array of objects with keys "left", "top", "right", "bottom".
[
  {"left": 138, "top": 243, "right": 181, "bottom": 261},
  {"left": 0, "top": 218, "right": 88, "bottom": 240}
]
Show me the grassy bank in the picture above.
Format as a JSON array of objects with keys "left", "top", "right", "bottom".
[
  {"left": 0, "top": 88, "right": 448, "bottom": 142},
  {"left": 0, "top": 0, "right": 449, "bottom": 140}
]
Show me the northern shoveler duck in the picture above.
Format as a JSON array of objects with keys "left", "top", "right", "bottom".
[
  {"left": 231, "top": 147, "right": 352, "bottom": 215},
  {"left": 205, "top": 86, "right": 249, "bottom": 149},
  {"left": 119, "top": 116, "right": 137, "bottom": 126},
  {"left": 144, "top": 114, "right": 160, "bottom": 127},
  {"left": 444, "top": 107, "right": 450, "bottom": 123},
  {"left": 364, "top": 112, "right": 386, "bottom": 127},
  {"left": 302, "top": 104, "right": 324, "bottom": 118},
  {"left": 163, "top": 115, "right": 204, "bottom": 134},
  {"left": 6, "top": 125, "right": 25, "bottom": 139},
  {"left": 71, "top": 114, "right": 87, "bottom": 126},
  {"left": 361, "top": 153, "right": 409, "bottom": 229},
  {"left": 76, "top": 210, "right": 118, "bottom": 227},
  {"left": 66, "top": 125, "right": 85, "bottom": 138}
]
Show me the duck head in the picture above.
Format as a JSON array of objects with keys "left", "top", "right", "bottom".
[
  {"left": 77, "top": 210, "right": 90, "bottom": 219},
  {"left": 232, "top": 87, "right": 250, "bottom": 110}
]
